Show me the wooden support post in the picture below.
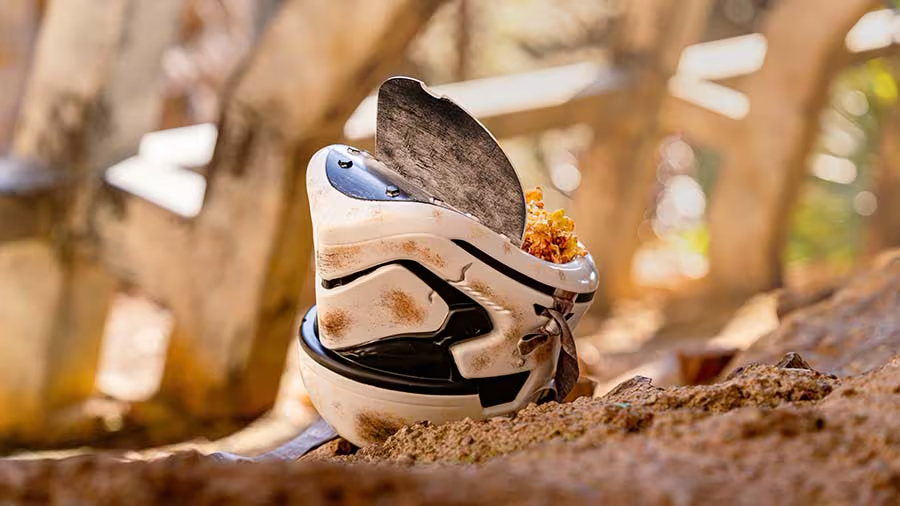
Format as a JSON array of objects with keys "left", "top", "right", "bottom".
[
  {"left": 705, "top": 0, "right": 876, "bottom": 300},
  {"left": 345, "top": 62, "right": 630, "bottom": 152},
  {"left": 0, "top": 0, "right": 38, "bottom": 153},
  {"left": 659, "top": 93, "right": 743, "bottom": 149},
  {"left": 455, "top": 0, "right": 470, "bottom": 81},
  {"left": 867, "top": 104, "right": 900, "bottom": 253},
  {"left": 0, "top": 0, "right": 181, "bottom": 441},
  {"left": 153, "top": 0, "right": 446, "bottom": 421},
  {"left": 0, "top": 158, "right": 57, "bottom": 243},
  {"left": 573, "top": 0, "right": 712, "bottom": 311}
]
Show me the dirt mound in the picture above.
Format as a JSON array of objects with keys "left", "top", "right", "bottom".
[
  {"left": 4, "top": 357, "right": 899, "bottom": 504},
  {"left": 733, "top": 251, "right": 900, "bottom": 376},
  {"left": 346, "top": 362, "right": 838, "bottom": 466},
  {"left": 475, "top": 357, "right": 900, "bottom": 504}
]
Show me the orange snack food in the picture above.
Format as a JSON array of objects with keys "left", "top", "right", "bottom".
[{"left": 521, "top": 186, "right": 586, "bottom": 263}]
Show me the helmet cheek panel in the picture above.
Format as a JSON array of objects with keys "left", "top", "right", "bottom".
[
  {"left": 316, "top": 264, "right": 449, "bottom": 349},
  {"left": 449, "top": 260, "right": 554, "bottom": 379}
]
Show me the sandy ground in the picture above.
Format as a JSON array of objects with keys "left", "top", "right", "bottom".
[
  {"left": 2, "top": 253, "right": 900, "bottom": 504},
  {"left": 3, "top": 355, "right": 898, "bottom": 504}
]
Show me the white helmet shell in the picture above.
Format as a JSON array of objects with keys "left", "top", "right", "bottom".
[{"left": 298, "top": 144, "right": 598, "bottom": 447}]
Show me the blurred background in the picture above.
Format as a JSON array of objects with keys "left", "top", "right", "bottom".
[{"left": 1, "top": 0, "right": 899, "bottom": 455}]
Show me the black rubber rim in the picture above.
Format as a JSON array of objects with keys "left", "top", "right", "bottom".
[
  {"left": 452, "top": 240, "right": 596, "bottom": 303},
  {"left": 299, "top": 305, "right": 480, "bottom": 395},
  {"left": 299, "top": 304, "right": 532, "bottom": 408}
]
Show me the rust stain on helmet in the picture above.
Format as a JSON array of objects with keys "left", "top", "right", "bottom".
[
  {"left": 470, "top": 349, "right": 494, "bottom": 373},
  {"left": 356, "top": 410, "right": 404, "bottom": 443},
  {"left": 469, "top": 280, "right": 495, "bottom": 299},
  {"left": 317, "top": 244, "right": 362, "bottom": 272},
  {"left": 399, "top": 239, "right": 446, "bottom": 269},
  {"left": 382, "top": 288, "right": 425, "bottom": 325},
  {"left": 319, "top": 309, "right": 351, "bottom": 341},
  {"left": 469, "top": 280, "right": 512, "bottom": 311}
]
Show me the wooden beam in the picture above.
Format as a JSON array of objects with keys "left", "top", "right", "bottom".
[
  {"left": 0, "top": 0, "right": 38, "bottom": 153},
  {"left": 661, "top": 82, "right": 745, "bottom": 147},
  {"left": 572, "top": 0, "right": 713, "bottom": 310},
  {"left": 341, "top": 8, "right": 900, "bottom": 151},
  {"left": 0, "top": 157, "right": 59, "bottom": 243},
  {"left": 866, "top": 102, "right": 900, "bottom": 253},
  {"left": 683, "top": 9, "right": 900, "bottom": 91},
  {"left": 678, "top": 33, "right": 765, "bottom": 92},
  {"left": 0, "top": 0, "right": 181, "bottom": 441},
  {"left": 706, "top": 0, "right": 878, "bottom": 299},
  {"left": 95, "top": 183, "right": 194, "bottom": 305},
  {"left": 0, "top": 239, "right": 63, "bottom": 439},
  {"left": 344, "top": 62, "right": 630, "bottom": 151}
]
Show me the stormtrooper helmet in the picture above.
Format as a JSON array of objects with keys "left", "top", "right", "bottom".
[{"left": 297, "top": 77, "right": 598, "bottom": 447}]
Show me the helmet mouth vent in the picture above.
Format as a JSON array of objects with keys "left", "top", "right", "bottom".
[
  {"left": 476, "top": 371, "right": 530, "bottom": 408},
  {"left": 299, "top": 305, "right": 531, "bottom": 408},
  {"left": 299, "top": 305, "right": 479, "bottom": 396}
]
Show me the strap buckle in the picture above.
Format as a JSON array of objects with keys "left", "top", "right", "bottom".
[{"left": 518, "top": 291, "right": 579, "bottom": 402}]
